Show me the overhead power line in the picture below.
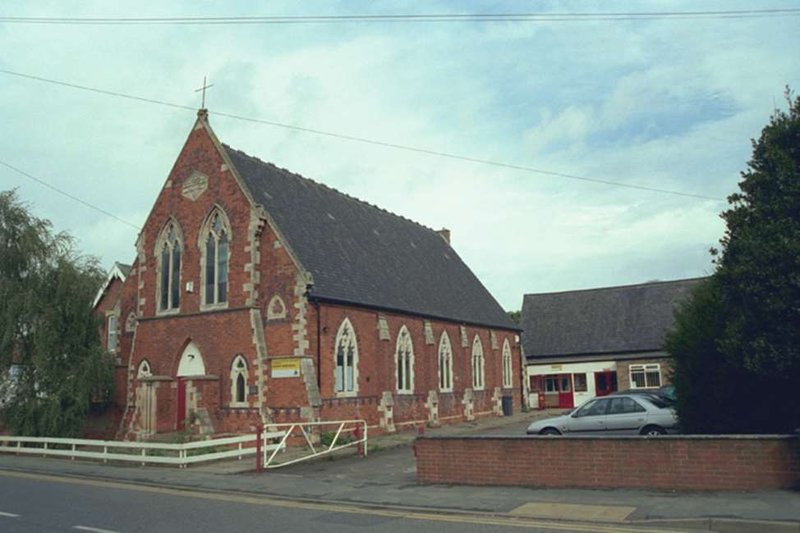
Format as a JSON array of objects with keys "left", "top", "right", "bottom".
[
  {"left": 0, "top": 68, "right": 723, "bottom": 201},
  {"left": 212, "top": 110, "right": 723, "bottom": 201},
  {"left": 1, "top": 9, "right": 798, "bottom": 24},
  {"left": 0, "top": 159, "right": 141, "bottom": 230}
]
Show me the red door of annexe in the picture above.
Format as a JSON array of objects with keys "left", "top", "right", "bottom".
[
  {"left": 557, "top": 374, "right": 574, "bottom": 408},
  {"left": 594, "top": 371, "right": 618, "bottom": 397}
]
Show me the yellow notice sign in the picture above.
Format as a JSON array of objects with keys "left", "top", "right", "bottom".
[{"left": 271, "top": 358, "right": 301, "bottom": 378}]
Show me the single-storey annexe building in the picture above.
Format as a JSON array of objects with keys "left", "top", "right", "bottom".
[{"left": 521, "top": 278, "right": 704, "bottom": 409}]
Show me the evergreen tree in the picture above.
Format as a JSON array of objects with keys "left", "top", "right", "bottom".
[
  {"left": 715, "top": 89, "right": 800, "bottom": 380},
  {"left": 0, "top": 190, "right": 113, "bottom": 436},
  {"left": 667, "top": 90, "right": 800, "bottom": 433}
]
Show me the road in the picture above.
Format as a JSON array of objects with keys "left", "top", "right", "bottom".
[{"left": 0, "top": 470, "right": 662, "bottom": 533}]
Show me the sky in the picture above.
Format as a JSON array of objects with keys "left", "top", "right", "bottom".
[{"left": 1, "top": 1, "right": 798, "bottom": 311}]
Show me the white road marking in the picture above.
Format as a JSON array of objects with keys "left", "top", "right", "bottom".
[
  {"left": 73, "top": 526, "right": 120, "bottom": 533},
  {"left": 0, "top": 511, "right": 20, "bottom": 517}
]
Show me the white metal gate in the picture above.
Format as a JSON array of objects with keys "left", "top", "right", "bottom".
[{"left": 260, "top": 419, "right": 367, "bottom": 469}]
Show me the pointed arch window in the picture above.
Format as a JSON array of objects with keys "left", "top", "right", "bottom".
[
  {"left": 502, "top": 339, "right": 513, "bottom": 388},
  {"left": 106, "top": 314, "right": 118, "bottom": 353},
  {"left": 202, "top": 209, "right": 230, "bottom": 307},
  {"left": 334, "top": 319, "right": 359, "bottom": 395},
  {"left": 125, "top": 312, "right": 137, "bottom": 333},
  {"left": 137, "top": 360, "right": 152, "bottom": 379},
  {"left": 177, "top": 341, "right": 206, "bottom": 377},
  {"left": 472, "top": 335, "right": 485, "bottom": 390},
  {"left": 396, "top": 325, "right": 414, "bottom": 393},
  {"left": 157, "top": 220, "right": 182, "bottom": 312},
  {"left": 230, "top": 355, "right": 248, "bottom": 407},
  {"left": 438, "top": 332, "right": 453, "bottom": 392}
]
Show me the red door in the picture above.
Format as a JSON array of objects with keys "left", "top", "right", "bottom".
[
  {"left": 557, "top": 374, "right": 574, "bottom": 408},
  {"left": 176, "top": 378, "right": 186, "bottom": 430},
  {"left": 594, "top": 371, "right": 618, "bottom": 397}
]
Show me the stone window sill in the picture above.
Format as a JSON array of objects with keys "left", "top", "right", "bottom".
[{"left": 200, "top": 302, "right": 229, "bottom": 312}]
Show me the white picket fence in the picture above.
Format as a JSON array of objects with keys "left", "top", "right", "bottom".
[
  {"left": 0, "top": 431, "right": 285, "bottom": 468},
  {"left": 0, "top": 419, "right": 368, "bottom": 470}
]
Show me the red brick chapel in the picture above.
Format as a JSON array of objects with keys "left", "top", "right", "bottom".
[{"left": 93, "top": 109, "right": 522, "bottom": 440}]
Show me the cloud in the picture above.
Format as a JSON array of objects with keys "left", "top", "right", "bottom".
[{"left": 0, "top": 0, "right": 797, "bottom": 310}]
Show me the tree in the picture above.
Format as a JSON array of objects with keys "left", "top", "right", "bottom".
[
  {"left": 715, "top": 89, "right": 800, "bottom": 379},
  {"left": 666, "top": 279, "right": 758, "bottom": 433},
  {"left": 667, "top": 90, "right": 800, "bottom": 433},
  {"left": 507, "top": 310, "right": 521, "bottom": 325},
  {"left": 0, "top": 190, "right": 113, "bottom": 436}
]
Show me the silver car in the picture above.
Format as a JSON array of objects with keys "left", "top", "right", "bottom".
[{"left": 526, "top": 393, "right": 679, "bottom": 436}]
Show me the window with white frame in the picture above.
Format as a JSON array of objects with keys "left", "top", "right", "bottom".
[
  {"left": 201, "top": 209, "right": 230, "bottom": 307},
  {"left": 502, "top": 339, "right": 513, "bottom": 388},
  {"left": 107, "top": 314, "right": 118, "bottom": 353},
  {"left": 334, "top": 318, "right": 359, "bottom": 395},
  {"left": 396, "top": 325, "right": 414, "bottom": 393},
  {"left": 629, "top": 364, "right": 662, "bottom": 388},
  {"left": 157, "top": 220, "right": 182, "bottom": 312},
  {"left": 230, "top": 355, "right": 248, "bottom": 406},
  {"left": 471, "top": 335, "right": 485, "bottom": 390},
  {"left": 438, "top": 331, "right": 453, "bottom": 392}
]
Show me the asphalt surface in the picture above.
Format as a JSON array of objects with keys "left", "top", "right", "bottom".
[
  {"left": 1, "top": 410, "right": 799, "bottom": 533},
  {"left": 0, "top": 472, "right": 658, "bottom": 533}
]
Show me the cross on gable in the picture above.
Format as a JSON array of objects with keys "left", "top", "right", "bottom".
[{"left": 195, "top": 76, "right": 214, "bottom": 109}]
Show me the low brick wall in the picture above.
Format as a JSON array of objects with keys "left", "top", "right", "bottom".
[{"left": 415, "top": 435, "right": 800, "bottom": 491}]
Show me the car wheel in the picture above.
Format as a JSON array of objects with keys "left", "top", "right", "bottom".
[
  {"left": 641, "top": 425, "right": 666, "bottom": 436},
  {"left": 540, "top": 428, "right": 561, "bottom": 436}
]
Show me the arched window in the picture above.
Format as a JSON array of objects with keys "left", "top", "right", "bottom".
[
  {"left": 438, "top": 332, "right": 453, "bottom": 392},
  {"left": 396, "top": 325, "right": 414, "bottom": 393},
  {"left": 201, "top": 208, "right": 230, "bottom": 307},
  {"left": 472, "top": 335, "right": 485, "bottom": 390},
  {"left": 156, "top": 219, "right": 182, "bottom": 312},
  {"left": 106, "top": 314, "right": 118, "bottom": 353},
  {"left": 334, "top": 318, "right": 359, "bottom": 395},
  {"left": 177, "top": 341, "right": 206, "bottom": 377},
  {"left": 502, "top": 339, "right": 513, "bottom": 388},
  {"left": 137, "top": 359, "right": 152, "bottom": 378},
  {"left": 125, "top": 312, "right": 137, "bottom": 333},
  {"left": 230, "top": 355, "right": 248, "bottom": 406}
]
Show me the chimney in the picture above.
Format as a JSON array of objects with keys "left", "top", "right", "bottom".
[{"left": 437, "top": 228, "right": 451, "bottom": 244}]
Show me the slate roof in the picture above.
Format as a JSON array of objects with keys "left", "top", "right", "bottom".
[
  {"left": 224, "top": 145, "right": 516, "bottom": 330},
  {"left": 521, "top": 278, "right": 705, "bottom": 358},
  {"left": 92, "top": 262, "right": 132, "bottom": 308},
  {"left": 115, "top": 262, "right": 132, "bottom": 278}
]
